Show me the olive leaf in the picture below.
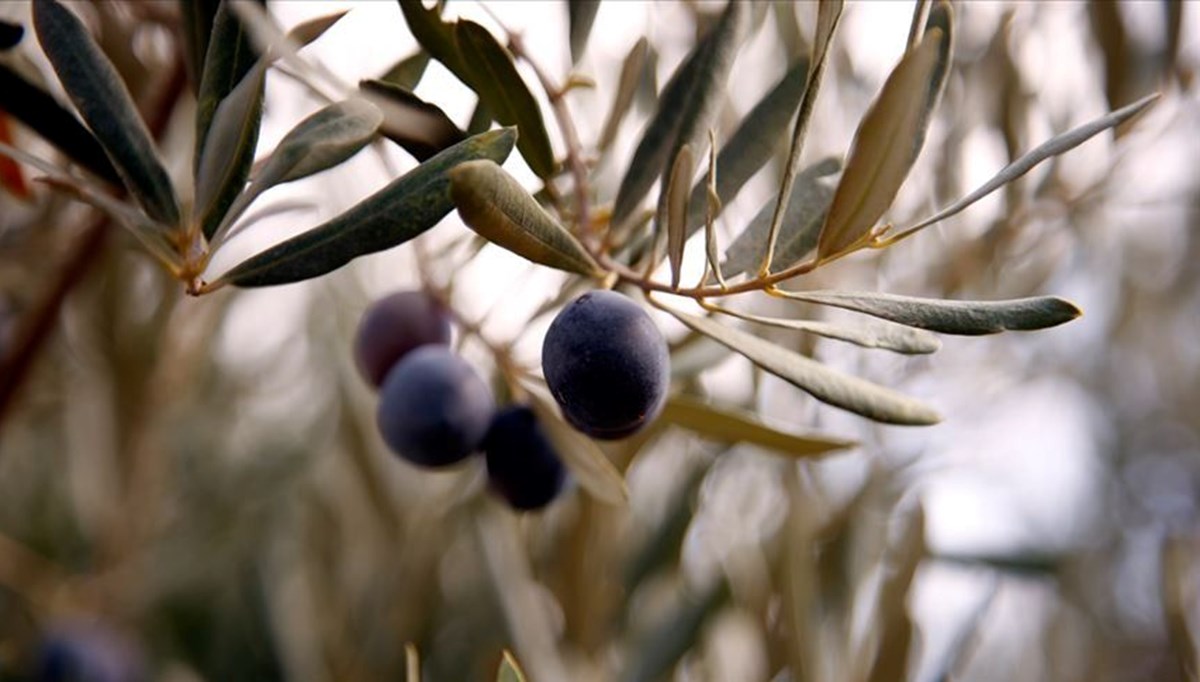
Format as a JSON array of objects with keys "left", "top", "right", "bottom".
[
  {"left": 661, "top": 395, "right": 854, "bottom": 458},
  {"left": 771, "top": 290, "right": 1082, "bottom": 335},
  {"left": 212, "top": 98, "right": 384, "bottom": 245},
  {"left": 497, "top": 651, "right": 528, "bottom": 682},
  {"left": 686, "top": 56, "right": 810, "bottom": 232},
  {"left": 397, "top": 0, "right": 466, "bottom": 78},
  {"left": 360, "top": 79, "right": 466, "bottom": 161},
  {"left": 454, "top": 21, "right": 556, "bottom": 179},
  {"left": 380, "top": 49, "right": 431, "bottom": 90},
  {"left": 33, "top": 0, "right": 181, "bottom": 227},
  {"left": 194, "top": 60, "right": 267, "bottom": 240},
  {"left": 662, "top": 307, "right": 940, "bottom": 425},
  {"left": 213, "top": 127, "right": 515, "bottom": 288},
  {"left": 195, "top": 1, "right": 260, "bottom": 174},
  {"left": 568, "top": 0, "right": 601, "bottom": 63},
  {"left": 706, "top": 303, "right": 942, "bottom": 354},
  {"left": 597, "top": 37, "right": 651, "bottom": 153},
  {"left": 665, "top": 145, "right": 695, "bottom": 289},
  {"left": 449, "top": 160, "right": 602, "bottom": 277},
  {"left": 0, "top": 63, "right": 120, "bottom": 186},
  {"left": 885, "top": 92, "right": 1160, "bottom": 244},
  {"left": 866, "top": 503, "right": 925, "bottom": 682},
  {"left": 816, "top": 9, "right": 952, "bottom": 259},
  {"left": 523, "top": 380, "right": 628, "bottom": 505},
  {"left": 610, "top": 1, "right": 746, "bottom": 230},
  {"left": 721, "top": 157, "right": 840, "bottom": 277}
]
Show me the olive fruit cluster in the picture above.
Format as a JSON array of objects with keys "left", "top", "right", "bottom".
[
  {"left": 542, "top": 290, "right": 670, "bottom": 440},
  {"left": 355, "top": 291, "right": 567, "bottom": 510}
]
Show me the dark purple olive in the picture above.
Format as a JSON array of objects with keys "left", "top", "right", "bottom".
[
  {"left": 483, "top": 406, "right": 568, "bottom": 510},
  {"left": 354, "top": 290, "right": 452, "bottom": 388}
]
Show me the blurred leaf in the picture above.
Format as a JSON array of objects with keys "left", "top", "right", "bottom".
[
  {"left": 450, "top": 160, "right": 602, "bottom": 277},
  {"left": 0, "top": 18, "right": 25, "bottom": 50},
  {"left": 360, "top": 78, "right": 466, "bottom": 161},
  {"left": 568, "top": 0, "right": 600, "bottom": 63},
  {"left": 497, "top": 650, "right": 527, "bottom": 682},
  {"left": 180, "top": 0, "right": 221, "bottom": 92},
  {"left": 866, "top": 502, "right": 925, "bottom": 682},
  {"left": 397, "top": 0, "right": 466, "bottom": 78},
  {"left": 661, "top": 395, "right": 854, "bottom": 457},
  {"left": 597, "top": 37, "right": 649, "bottom": 152},
  {"left": 467, "top": 100, "right": 493, "bottom": 136},
  {"left": 707, "top": 303, "right": 942, "bottom": 354},
  {"left": 665, "top": 145, "right": 694, "bottom": 289},
  {"left": 611, "top": 1, "right": 746, "bottom": 229},
  {"left": 888, "top": 92, "right": 1160, "bottom": 241},
  {"left": 662, "top": 307, "right": 940, "bottom": 425},
  {"left": 195, "top": 61, "right": 266, "bottom": 240},
  {"left": 213, "top": 98, "right": 384, "bottom": 243},
  {"left": 215, "top": 127, "right": 515, "bottom": 287},
  {"left": 816, "top": 16, "right": 951, "bottom": 259},
  {"left": 195, "top": 2, "right": 260, "bottom": 176},
  {"left": 686, "top": 56, "right": 810, "bottom": 231},
  {"left": 722, "top": 156, "right": 839, "bottom": 277},
  {"left": 622, "top": 581, "right": 729, "bottom": 682},
  {"left": 759, "top": 0, "right": 841, "bottom": 275},
  {"left": 380, "top": 49, "right": 431, "bottom": 90},
  {"left": 1161, "top": 536, "right": 1199, "bottom": 682},
  {"left": 285, "top": 9, "right": 348, "bottom": 46},
  {"left": 33, "top": 0, "right": 181, "bottom": 227},
  {"left": 773, "top": 290, "right": 1082, "bottom": 335},
  {"left": 454, "top": 21, "right": 556, "bottom": 179},
  {"left": 523, "top": 381, "right": 627, "bottom": 505}
]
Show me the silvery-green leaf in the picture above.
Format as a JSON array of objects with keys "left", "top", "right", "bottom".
[
  {"left": 708, "top": 304, "right": 941, "bottom": 354},
  {"left": 597, "top": 37, "right": 650, "bottom": 153},
  {"left": 610, "top": 1, "right": 746, "bottom": 230},
  {"left": 195, "top": 60, "right": 266, "bottom": 240},
  {"left": 665, "top": 144, "right": 694, "bottom": 289},
  {"left": 195, "top": 2, "right": 260, "bottom": 175},
  {"left": 888, "top": 92, "right": 1159, "bottom": 242},
  {"left": 213, "top": 98, "right": 384, "bottom": 243},
  {"left": 360, "top": 78, "right": 465, "bottom": 161},
  {"left": 663, "top": 307, "right": 940, "bottom": 425},
  {"left": 33, "top": 0, "right": 181, "bottom": 227},
  {"left": 0, "top": 63, "right": 120, "bottom": 185},
  {"left": 568, "top": 0, "right": 600, "bottom": 64},
  {"left": 454, "top": 21, "right": 556, "bottom": 179},
  {"left": 214, "top": 128, "right": 515, "bottom": 288},
  {"left": 661, "top": 395, "right": 854, "bottom": 458},
  {"left": 686, "top": 56, "right": 810, "bottom": 232},
  {"left": 397, "top": 0, "right": 467, "bottom": 78},
  {"left": 180, "top": 0, "right": 221, "bottom": 92},
  {"left": 816, "top": 12, "right": 951, "bottom": 258},
  {"left": 771, "top": 290, "right": 1083, "bottom": 335},
  {"left": 449, "top": 160, "right": 602, "bottom": 277},
  {"left": 380, "top": 49, "right": 430, "bottom": 90},
  {"left": 722, "top": 157, "right": 839, "bottom": 277}
]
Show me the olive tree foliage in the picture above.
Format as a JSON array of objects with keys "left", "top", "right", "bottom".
[{"left": 0, "top": 1, "right": 1190, "bottom": 681}]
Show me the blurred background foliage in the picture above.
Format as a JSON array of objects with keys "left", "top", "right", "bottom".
[{"left": 0, "top": 1, "right": 1197, "bottom": 681}]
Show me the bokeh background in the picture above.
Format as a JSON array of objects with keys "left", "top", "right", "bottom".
[{"left": 0, "top": 1, "right": 1197, "bottom": 681}]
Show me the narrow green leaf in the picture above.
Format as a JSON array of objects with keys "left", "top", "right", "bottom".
[
  {"left": 686, "top": 56, "right": 810, "bottom": 232},
  {"left": 213, "top": 98, "right": 384, "bottom": 244},
  {"left": 623, "top": 581, "right": 729, "bottom": 682},
  {"left": 497, "top": 651, "right": 528, "bottom": 682},
  {"left": 665, "top": 145, "right": 694, "bottom": 289},
  {"left": 866, "top": 503, "right": 925, "bottom": 682},
  {"left": 661, "top": 307, "right": 940, "bottom": 425},
  {"left": 701, "top": 131, "right": 725, "bottom": 288},
  {"left": 0, "top": 64, "right": 120, "bottom": 186},
  {"left": 523, "top": 380, "right": 627, "bottom": 505},
  {"left": 285, "top": 10, "right": 349, "bottom": 46},
  {"left": 568, "top": 0, "right": 601, "bottom": 63},
  {"left": 760, "top": 0, "right": 842, "bottom": 275},
  {"left": 888, "top": 93, "right": 1160, "bottom": 242},
  {"left": 707, "top": 304, "right": 942, "bottom": 354},
  {"left": 179, "top": 0, "right": 221, "bottom": 92},
  {"left": 360, "top": 78, "right": 465, "bottom": 161},
  {"left": 661, "top": 395, "right": 853, "bottom": 458},
  {"left": 195, "top": 1, "right": 259, "bottom": 176},
  {"left": 597, "top": 37, "right": 649, "bottom": 153},
  {"left": 611, "top": 1, "right": 746, "bottom": 229},
  {"left": 397, "top": 0, "right": 466, "bottom": 78},
  {"left": 721, "top": 157, "right": 839, "bottom": 277},
  {"left": 772, "top": 290, "right": 1083, "bottom": 335},
  {"left": 449, "top": 160, "right": 601, "bottom": 277},
  {"left": 816, "top": 16, "right": 951, "bottom": 259},
  {"left": 454, "top": 21, "right": 556, "bottom": 179},
  {"left": 33, "top": 0, "right": 181, "bottom": 227},
  {"left": 467, "top": 100, "right": 493, "bottom": 136},
  {"left": 380, "top": 49, "right": 431, "bottom": 90},
  {"left": 195, "top": 60, "right": 266, "bottom": 240},
  {"left": 215, "top": 128, "right": 515, "bottom": 287}
]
